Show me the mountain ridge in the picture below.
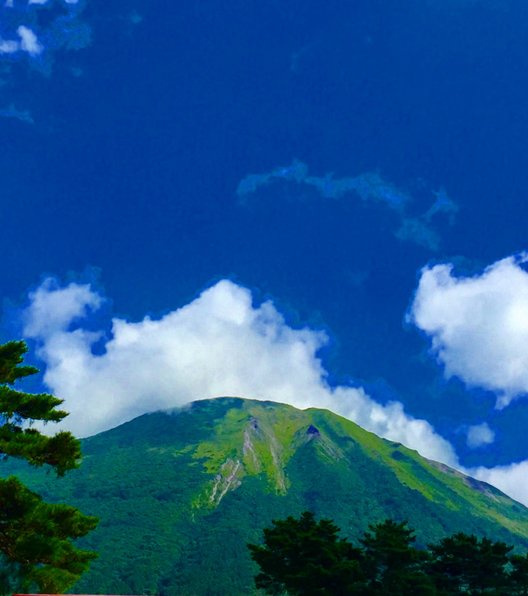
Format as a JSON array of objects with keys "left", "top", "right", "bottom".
[{"left": 5, "top": 397, "right": 528, "bottom": 594}]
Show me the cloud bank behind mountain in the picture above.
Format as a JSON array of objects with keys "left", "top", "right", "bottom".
[{"left": 21, "top": 277, "right": 458, "bottom": 469}]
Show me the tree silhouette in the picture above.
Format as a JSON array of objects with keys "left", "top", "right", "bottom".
[
  {"left": 360, "top": 519, "right": 434, "bottom": 595},
  {"left": 428, "top": 532, "right": 512, "bottom": 594},
  {"left": 0, "top": 341, "right": 97, "bottom": 594},
  {"left": 510, "top": 553, "right": 528, "bottom": 596},
  {"left": 248, "top": 511, "right": 366, "bottom": 595},
  {"left": 250, "top": 512, "right": 528, "bottom": 595}
]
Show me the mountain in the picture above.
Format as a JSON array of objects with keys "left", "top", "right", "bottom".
[{"left": 6, "top": 397, "right": 528, "bottom": 595}]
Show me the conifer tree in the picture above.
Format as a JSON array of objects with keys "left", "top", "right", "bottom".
[
  {"left": 360, "top": 519, "right": 435, "bottom": 595},
  {"left": 0, "top": 340, "right": 97, "bottom": 594},
  {"left": 250, "top": 513, "right": 528, "bottom": 595},
  {"left": 428, "top": 532, "right": 512, "bottom": 594},
  {"left": 248, "top": 511, "right": 366, "bottom": 595},
  {"left": 509, "top": 553, "right": 528, "bottom": 595}
]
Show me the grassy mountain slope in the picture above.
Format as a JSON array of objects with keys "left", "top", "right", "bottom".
[{"left": 6, "top": 397, "right": 528, "bottom": 595}]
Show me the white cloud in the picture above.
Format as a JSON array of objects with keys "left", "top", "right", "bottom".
[
  {"left": 17, "top": 26, "right": 42, "bottom": 55},
  {"left": 409, "top": 254, "right": 528, "bottom": 407},
  {"left": 23, "top": 278, "right": 101, "bottom": 338},
  {"left": 0, "top": 39, "right": 19, "bottom": 54},
  {"left": 0, "top": 26, "right": 43, "bottom": 56},
  {"left": 466, "top": 422, "right": 495, "bottom": 449},
  {"left": 0, "top": 0, "right": 89, "bottom": 74},
  {"left": 22, "top": 278, "right": 457, "bottom": 468},
  {"left": 472, "top": 461, "right": 528, "bottom": 507}
]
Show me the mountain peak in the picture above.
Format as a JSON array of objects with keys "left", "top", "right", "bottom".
[{"left": 7, "top": 397, "right": 528, "bottom": 595}]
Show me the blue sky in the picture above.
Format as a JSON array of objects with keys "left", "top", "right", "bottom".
[{"left": 4, "top": 0, "right": 528, "bottom": 504}]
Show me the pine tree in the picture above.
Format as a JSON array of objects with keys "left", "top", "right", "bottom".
[
  {"left": 509, "top": 553, "right": 528, "bottom": 595},
  {"left": 250, "top": 513, "right": 528, "bottom": 595},
  {"left": 248, "top": 511, "right": 366, "bottom": 595},
  {"left": 428, "top": 532, "right": 512, "bottom": 594},
  {"left": 0, "top": 340, "right": 97, "bottom": 594},
  {"left": 360, "top": 519, "right": 435, "bottom": 595}
]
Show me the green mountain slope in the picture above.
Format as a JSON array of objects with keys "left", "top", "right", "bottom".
[{"left": 6, "top": 397, "right": 528, "bottom": 595}]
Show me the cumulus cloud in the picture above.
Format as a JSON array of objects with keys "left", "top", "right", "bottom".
[
  {"left": 23, "top": 278, "right": 101, "bottom": 338},
  {"left": 466, "top": 422, "right": 495, "bottom": 449},
  {"left": 409, "top": 253, "right": 528, "bottom": 407},
  {"left": 237, "top": 160, "right": 457, "bottom": 251},
  {"left": 21, "top": 277, "right": 457, "bottom": 467}
]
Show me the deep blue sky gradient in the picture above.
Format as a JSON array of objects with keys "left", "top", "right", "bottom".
[{"left": 3, "top": 0, "right": 528, "bottom": 468}]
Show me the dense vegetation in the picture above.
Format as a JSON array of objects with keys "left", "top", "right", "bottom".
[
  {"left": 4, "top": 397, "right": 528, "bottom": 594},
  {"left": 250, "top": 511, "right": 528, "bottom": 594},
  {"left": 0, "top": 341, "right": 97, "bottom": 594}
]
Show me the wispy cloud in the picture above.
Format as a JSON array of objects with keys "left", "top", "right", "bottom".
[
  {"left": 20, "top": 276, "right": 457, "bottom": 469},
  {"left": 0, "top": 103, "right": 33, "bottom": 123},
  {"left": 396, "top": 217, "right": 441, "bottom": 251},
  {"left": 237, "top": 160, "right": 409, "bottom": 210},
  {"left": 409, "top": 253, "right": 528, "bottom": 408},
  {"left": 396, "top": 188, "right": 458, "bottom": 250},
  {"left": 237, "top": 160, "right": 457, "bottom": 251},
  {"left": 0, "top": 25, "right": 42, "bottom": 56},
  {"left": 0, "top": 0, "right": 90, "bottom": 72},
  {"left": 423, "top": 188, "right": 459, "bottom": 224}
]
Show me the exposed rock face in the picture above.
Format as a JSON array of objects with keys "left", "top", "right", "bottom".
[
  {"left": 243, "top": 429, "right": 260, "bottom": 470},
  {"left": 205, "top": 414, "right": 350, "bottom": 503},
  {"left": 9, "top": 397, "right": 528, "bottom": 596},
  {"left": 210, "top": 458, "right": 242, "bottom": 505},
  {"left": 241, "top": 414, "right": 287, "bottom": 493},
  {"left": 307, "top": 424, "right": 320, "bottom": 436}
]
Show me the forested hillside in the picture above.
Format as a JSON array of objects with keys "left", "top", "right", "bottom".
[{"left": 6, "top": 398, "right": 528, "bottom": 594}]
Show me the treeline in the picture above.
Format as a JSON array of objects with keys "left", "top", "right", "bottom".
[{"left": 248, "top": 511, "right": 528, "bottom": 595}]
